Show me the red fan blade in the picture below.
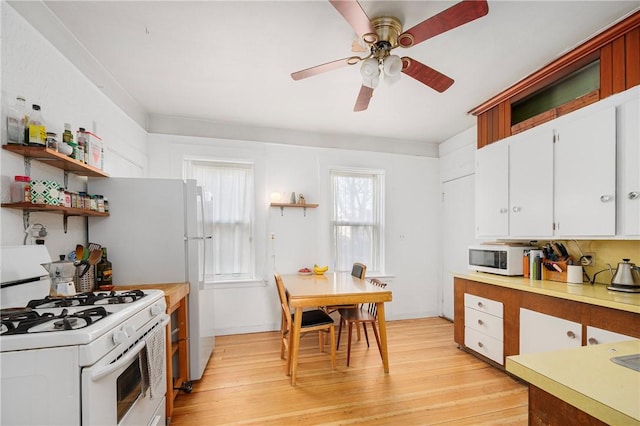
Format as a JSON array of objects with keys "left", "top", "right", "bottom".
[
  {"left": 401, "top": 57, "right": 454, "bottom": 92},
  {"left": 291, "top": 57, "right": 359, "bottom": 81},
  {"left": 353, "top": 85, "right": 374, "bottom": 112},
  {"left": 398, "top": 0, "right": 489, "bottom": 47},
  {"left": 330, "top": 0, "right": 377, "bottom": 42}
]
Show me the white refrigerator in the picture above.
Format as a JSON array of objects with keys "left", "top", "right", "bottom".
[{"left": 88, "top": 177, "right": 215, "bottom": 381}]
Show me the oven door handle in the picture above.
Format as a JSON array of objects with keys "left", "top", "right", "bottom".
[{"left": 91, "top": 340, "right": 146, "bottom": 382}]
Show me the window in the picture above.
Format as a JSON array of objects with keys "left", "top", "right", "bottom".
[
  {"left": 330, "top": 168, "right": 384, "bottom": 274},
  {"left": 185, "top": 160, "right": 254, "bottom": 282}
]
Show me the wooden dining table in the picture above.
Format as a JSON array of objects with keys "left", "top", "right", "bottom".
[{"left": 280, "top": 272, "right": 393, "bottom": 385}]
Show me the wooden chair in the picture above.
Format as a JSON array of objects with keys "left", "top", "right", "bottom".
[
  {"left": 274, "top": 273, "right": 336, "bottom": 381},
  {"left": 337, "top": 277, "right": 387, "bottom": 366},
  {"left": 324, "top": 262, "right": 367, "bottom": 314}
]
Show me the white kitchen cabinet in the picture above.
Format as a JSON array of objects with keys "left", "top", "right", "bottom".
[
  {"left": 520, "top": 308, "right": 581, "bottom": 355},
  {"left": 476, "top": 140, "right": 509, "bottom": 237},
  {"left": 464, "top": 293, "right": 504, "bottom": 364},
  {"left": 475, "top": 126, "right": 553, "bottom": 238},
  {"left": 616, "top": 95, "right": 640, "bottom": 236},
  {"left": 586, "top": 326, "right": 635, "bottom": 345},
  {"left": 553, "top": 106, "right": 616, "bottom": 236},
  {"left": 509, "top": 126, "right": 554, "bottom": 237}
]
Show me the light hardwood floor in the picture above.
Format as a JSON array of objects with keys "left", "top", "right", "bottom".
[{"left": 171, "top": 317, "right": 528, "bottom": 425}]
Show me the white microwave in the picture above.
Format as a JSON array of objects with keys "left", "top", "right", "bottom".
[{"left": 468, "top": 245, "right": 536, "bottom": 276}]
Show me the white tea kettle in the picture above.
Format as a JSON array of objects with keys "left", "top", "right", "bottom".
[{"left": 607, "top": 259, "right": 640, "bottom": 293}]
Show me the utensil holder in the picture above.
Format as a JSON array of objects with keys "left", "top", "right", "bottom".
[
  {"left": 74, "top": 264, "right": 95, "bottom": 293},
  {"left": 542, "top": 259, "right": 570, "bottom": 283}
]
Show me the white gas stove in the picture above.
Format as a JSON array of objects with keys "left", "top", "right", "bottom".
[{"left": 0, "top": 246, "right": 168, "bottom": 426}]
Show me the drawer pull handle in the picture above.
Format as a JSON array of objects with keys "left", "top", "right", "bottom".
[
  {"left": 600, "top": 194, "right": 612, "bottom": 203},
  {"left": 477, "top": 319, "right": 484, "bottom": 325},
  {"left": 629, "top": 191, "right": 639, "bottom": 200},
  {"left": 566, "top": 330, "right": 576, "bottom": 339},
  {"left": 477, "top": 302, "right": 483, "bottom": 308},
  {"left": 588, "top": 337, "right": 598, "bottom": 345},
  {"left": 477, "top": 341, "right": 484, "bottom": 348}
]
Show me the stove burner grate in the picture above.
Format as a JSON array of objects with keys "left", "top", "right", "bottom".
[
  {"left": 26, "top": 289, "right": 146, "bottom": 309},
  {"left": 1, "top": 307, "right": 110, "bottom": 335}
]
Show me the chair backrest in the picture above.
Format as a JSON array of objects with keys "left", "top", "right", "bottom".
[
  {"left": 366, "top": 278, "right": 387, "bottom": 317},
  {"left": 351, "top": 263, "right": 367, "bottom": 280},
  {"left": 274, "top": 273, "right": 292, "bottom": 331}
]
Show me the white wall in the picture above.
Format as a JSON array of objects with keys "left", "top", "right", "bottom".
[
  {"left": 148, "top": 133, "right": 441, "bottom": 335},
  {"left": 1, "top": 3, "right": 148, "bottom": 257}
]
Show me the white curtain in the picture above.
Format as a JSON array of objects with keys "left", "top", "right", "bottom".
[{"left": 189, "top": 161, "right": 254, "bottom": 281}]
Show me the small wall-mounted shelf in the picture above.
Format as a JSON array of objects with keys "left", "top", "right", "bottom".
[{"left": 270, "top": 202, "right": 319, "bottom": 216}]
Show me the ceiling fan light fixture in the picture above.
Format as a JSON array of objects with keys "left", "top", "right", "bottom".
[
  {"left": 383, "top": 55, "right": 402, "bottom": 76},
  {"left": 362, "top": 75, "right": 379, "bottom": 89},
  {"left": 360, "top": 57, "right": 380, "bottom": 79}
]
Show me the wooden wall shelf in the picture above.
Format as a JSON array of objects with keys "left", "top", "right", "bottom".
[
  {"left": 1, "top": 202, "right": 109, "bottom": 217},
  {"left": 270, "top": 202, "right": 319, "bottom": 216},
  {"left": 2, "top": 145, "right": 108, "bottom": 178}
]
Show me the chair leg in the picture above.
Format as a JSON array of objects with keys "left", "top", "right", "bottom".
[
  {"left": 329, "top": 326, "right": 336, "bottom": 369},
  {"left": 318, "top": 331, "right": 325, "bottom": 352},
  {"left": 337, "top": 317, "right": 344, "bottom": 350},
  {"left": 362, "top": 323, "right": 370, "bottom": 347},
  {"left": 371, "top": 322, "right": 383, "bottom": 359},
  {"left": 347, "top": 321, "right": 353, "bottom": 367}
]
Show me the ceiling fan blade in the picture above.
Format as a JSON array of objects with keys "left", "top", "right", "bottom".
[
  {"left": 353, "top": 85, "right": 374, "bottom": 112},
  {"left": 291, "top": 57, "right": 358, "bottom": 81},
  {"left": 330, "top": 0, "right": 377, "bottom": 42},
  {"left": 398, "top": 0, "right": 489, "bottom": 47},
  {"left": 401, "top": 57, "right": 454, "bottom": 92}
]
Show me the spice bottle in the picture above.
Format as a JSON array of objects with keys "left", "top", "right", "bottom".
[
  {"left": 63, "top": 123, "right": 74, "bottom": 144},
  {"left": 76, "top": 127, "right": 87, "bottom": 163},
  {"left": 10, "top": 175, "right": 31, "bottom": 203},
  {"left": 27, "top": 104, "right": 46, "bottom": 146},
  {"left": 7, "top": 96, "right": 26, "bottom": 145}
]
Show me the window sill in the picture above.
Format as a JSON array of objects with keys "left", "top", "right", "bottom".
[{"left": 205, "top": 279, "right": 267, "bottom": 289}]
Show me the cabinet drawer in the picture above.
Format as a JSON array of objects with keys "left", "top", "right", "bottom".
[
  {"left": 586, "top": 326, "right": 635, "bottom": 345},
  {"left": 465, "top": 326, "right": 504, "bottom": 365},
  {"left": 520, "top": 308, "right": 581, "bottom": 355},
  {"left": 464, "top": 293, "right": 504, "bottom": 318},
  {"left": 465, "top": 307, "right": 503, "bottom": 341}
]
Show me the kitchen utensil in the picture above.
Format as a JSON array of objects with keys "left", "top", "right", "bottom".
[
  {"left": 79, "top": 249, "right": 102, "bottom": 278},
  {"left": 88, "top": 242, "right": 101, "bottom": 253},
  {"left": 75, "top": 244, "right": 84, "bottom": 263},
  {"left": 608, "top": 259, "right": 640, "bottom": 292},
  {"left": 42, "top": 255, "right": 77, "bottom": 296}
]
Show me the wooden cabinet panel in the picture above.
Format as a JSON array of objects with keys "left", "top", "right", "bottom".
[
  {"left": 529, "top": 385, "right": 607, "bottom": 426},
  {"left": 612, "top": 37, "right": 627, "bottom": 94},
  {"left": 626, "top": 28, "right": 640, "bottom": 88}
]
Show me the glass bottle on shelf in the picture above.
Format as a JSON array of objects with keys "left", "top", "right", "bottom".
[
  {"left": 7, "top": 96, "right": 26, "bottom": 145},
  {"left": 27, "top": 104, "right": 46, "bottom": 146},
  {"left": 95, "top": 247, "right": 113, "bottom": 288}
]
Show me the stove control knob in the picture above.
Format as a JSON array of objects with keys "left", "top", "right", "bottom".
[
  {"left": 150, "top": 304, "right": 164, "bottom": 316},
  {"left": 123, "top": 324, "right": 135, "bottom": 338},
  {"left": 113, "top": 329, "right": 128, "bottom": 344}
]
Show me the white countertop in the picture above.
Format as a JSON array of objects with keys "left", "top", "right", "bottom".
[
  {"left": 453, "top": 272, "right": 640, "bottom": 314},
  {"left": 506, "top": 340, "right": 640, "bottom": 425}
]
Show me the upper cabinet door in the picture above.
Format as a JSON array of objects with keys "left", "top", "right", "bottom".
[
  {"left": 476, "top": 140, "right": 509, "bottom": 238},
  {"left": 616, "top": 96, "right": 640, "bottom": 236},
  {"left": 509, "top": 126, "right": 554, "bottom": 237},
  {"left": 554, "top": 107, "right": 616, "bottom": 237}
]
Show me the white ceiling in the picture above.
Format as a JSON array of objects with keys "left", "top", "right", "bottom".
[{"left": 10, "top": 1, "right": 640, "bottom": 148}]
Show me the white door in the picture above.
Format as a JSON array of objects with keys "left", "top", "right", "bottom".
[
  {"left": 554, "top": 107, "right": 616, "bottom": 236},
  {"left": 476, "top": 140, "right": 509, "bottom": 237},
  {"left": 509, "top": 127, "right": 554, "bottom": 237},
  {"left": 442, "top": 175, "right": 478, "bottom": 320},
  {"left": 617, "top": 96, "right": 640, "bottom": 236}
]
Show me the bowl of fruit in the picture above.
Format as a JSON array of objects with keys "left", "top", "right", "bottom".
[{"left": 298, "top": 267, "right": 312, "bottom": 276}]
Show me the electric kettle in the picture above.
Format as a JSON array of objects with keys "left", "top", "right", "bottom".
[{"left": 607, "top": 259, "right": 640, "bottom": 293}]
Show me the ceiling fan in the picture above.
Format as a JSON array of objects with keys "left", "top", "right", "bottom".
[{"left": 291, "top": 0, "right": 489, "bottom": 112}]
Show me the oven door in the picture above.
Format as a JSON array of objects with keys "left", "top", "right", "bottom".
[{"left": 81, "top": 318, "right": 168, "bottom": 426}]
